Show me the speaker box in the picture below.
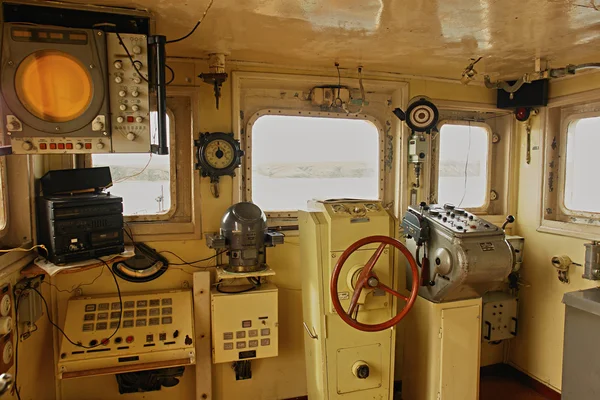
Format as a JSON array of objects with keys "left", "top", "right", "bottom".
[{"left": 496, "top": 79, "right": 549, "bottom": 109}]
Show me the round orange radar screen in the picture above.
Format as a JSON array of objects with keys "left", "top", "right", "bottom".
[{"left": 15, "top": 50, "right": 93, "bottom": 123}]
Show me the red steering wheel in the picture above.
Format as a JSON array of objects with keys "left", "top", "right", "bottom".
[{"left": 330, "top": 235, "right": 420, "bottom": 332}]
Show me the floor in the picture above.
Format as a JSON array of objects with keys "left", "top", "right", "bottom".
[{"left": 480, "top": 375, "right": 550, "bottom": 400}]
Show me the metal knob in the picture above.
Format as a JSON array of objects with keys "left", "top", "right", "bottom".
[
  {"left": 75, "top": 143, "right": 83, "bottom": 150},
  {"left": 118, "top": 90, "right": 127, "bottom": 97},
  {"left": 126, "top": 132, "right": 136, "bottom": 141},
  {"left": 116, "top": 116, "right": 124, "bottom": 123},
  {"left": 114, "top": 76, "right": 123, "bottom": 84},
  {"left": 131, "top": 105, "right": 140, "bottom": 112},
  {"left": 119, "top": 104, "right": 127, "bottom": 111},
  {"left": 135, "top": 116, "right": 143, "bottom": 123},
  {"left": 132, "top": 46, "right": 142, "bottom": 55},
  {"left": 113, "top": 61, "right": 123, "bottom": 69},
  {"left": 21, "top": 141, "right": 33, "bottom": 151},
  {"left": 96, "top": 142, "right": 105, "bottom": 150},
  {"left": 131, "top": 90, "right": 139, "bottom": 97}
]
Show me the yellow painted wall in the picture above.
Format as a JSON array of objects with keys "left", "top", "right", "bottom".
[
  {"left": 508, "top": 74, "right": 600, "bottom": 391},
  {"left": 7, "top": 61, "right": 499, "bottom": 400}
]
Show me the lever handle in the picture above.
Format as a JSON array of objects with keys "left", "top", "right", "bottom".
[
  {"left": 303, "top": 322, "right": 318, "bottom": 340},
  {"left": 502, "top": 215, "right": 515, "bottom": 230}
]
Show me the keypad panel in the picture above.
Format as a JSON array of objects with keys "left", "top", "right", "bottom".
[{"left": 81, "top": 297, "right": 174, "bottom": 333}]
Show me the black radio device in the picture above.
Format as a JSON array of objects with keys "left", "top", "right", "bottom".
[{"left": 37, "top": 167, "right": 125, "bottom": 264}]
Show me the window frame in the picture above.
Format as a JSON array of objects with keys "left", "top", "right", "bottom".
[
  {"left": 91, "top": 108, "right": 177, "bottom": 222},
  {"left": 83, "top": 89, "right": 201, "bottom": 241},
  {"left": 558, "top": 112, "right": 600, "bottom": 218},
  {"left": 244, "top": 109, "right": 386, "bottom": 218},
  {"left": 541, "top": 93, "right": 600, "bottom": 239},
  {"left": 433, "top": 120, "right": 493, "bottom": 213}
]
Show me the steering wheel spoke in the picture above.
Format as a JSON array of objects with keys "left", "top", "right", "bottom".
[
  {"left": 377, "top": 282, "right": 409, "bottom": 302},
  {"left": 330, "top": 235, "right": 420, "bottom": 332}
]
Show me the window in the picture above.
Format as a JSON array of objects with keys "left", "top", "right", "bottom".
[
  {"left": 564, "top": 117, "right": 600, "bottom": 213},
  {"left": 437, "top": 122, "right": 490, "bottom": 209},
  {"left": 91, "top": 113, "right": 173, "bottom": 218},
  {"left": 248, "top": 114, "right": 381, "bottom": 212}
]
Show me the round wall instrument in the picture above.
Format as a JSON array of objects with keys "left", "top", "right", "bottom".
[
  {"left": 195, "top": 132, "right": 244, "bottom": 183},
  {"left": 392, "top": 95, "right": 439, "bottom": 134}
]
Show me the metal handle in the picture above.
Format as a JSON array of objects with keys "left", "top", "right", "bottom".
[
  {"left": 484, "top": 321, "right": 492, "bottom": 340},
  {"left": 510, "top": 317, "right": 518, "bottom": 336},
  {"left": 303, "top": 322, "right": 318, "bottom": 340}
]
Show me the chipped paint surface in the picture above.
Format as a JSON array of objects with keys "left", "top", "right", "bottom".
[{"left": 67, "top": 0, "right": 600, "bottom": 79}]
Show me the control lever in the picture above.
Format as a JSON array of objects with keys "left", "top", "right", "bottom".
[
  {"left": 502, "top": 215, "right": 515, "bottom": 231},
  {"left": 420, "top": 254, "right": 430, "bottom": 286}
]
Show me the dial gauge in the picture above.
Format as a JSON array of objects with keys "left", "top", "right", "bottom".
[
  {"left": 205, "top": 140, "right": 235, "bottom": 169},
  {"left": 195, "top": 132, "right": 244, "bottom": 182}
]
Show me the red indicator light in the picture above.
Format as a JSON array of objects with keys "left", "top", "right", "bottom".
[
  {"left": 127, "top": 116, "right": 134, "bottom": 123},
  {"left": 85, "top": 143, "right": 92, "bottom": 149},
  {"left": 57, "top": 143, "right": 65, "bottom": 149},
  {"left": 66, "top": 143, "right": 73, "bottom": 150},
  {"left": 39, "top": 143, "right": 47, "bottom": 150},
  {"left": 101, "top": 338, "right": 109, "bottom": 346},
  {"left": 49, "top": 143, "right": 57, "bottom": 149},
  {"left": 126, "top": 336, "right": 134, "bottom": 344}
]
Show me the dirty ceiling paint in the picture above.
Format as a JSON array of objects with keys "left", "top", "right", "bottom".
[{"left": 63, "top": 0, "right": 600, "bottom": 80}]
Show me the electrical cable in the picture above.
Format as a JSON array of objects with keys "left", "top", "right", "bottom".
[
  {"left": 113, "top": 153, "right": 153, "bottom": 184},
  {"left": 159, "top": 250, "right": 225, "bottom": 267},
  {"left": 0, "top": 244, "right": 48, "bottom": 256},
  {"left": 32, "top": 261, "right": 122, "bottom": 349},
  {"left": 458, "top": 122, "right": 473, "bottom": 208},
  {"left": 166, "top": 0, "right": 215, "bottom": 44},
  {"left": 216, "top": 278, "right": 260, "bottom": 294},
  {"left": 42, "top": 267, "right": 105, "bottom": 294},
  {"left": 166, "top": 65, "right": 175, "bottom": 85}
]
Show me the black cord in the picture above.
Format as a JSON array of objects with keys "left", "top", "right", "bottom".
[
  {"left": 115, "top": 31, "right": 149, "bottom": 84},
  {"left": 159, "top": 250, "right": 225, "bottom": 267},
  {"left": 166, "top": 0, "right": 215, "bottom": 44},
  {"left": 166, "top": 65, "right": 175, "bottom": 85},
  {"left": 216, "top": 278, "right": 260, "bottom": 294},
  {"left": 32, "top": 261, "right": 122, "bottom": 349}
]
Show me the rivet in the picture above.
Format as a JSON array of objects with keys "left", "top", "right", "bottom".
[
  {"left": 7, "top": 61, "right": 13, "bottom": 66},
  {"left": 55, "top": 127, "right": 60, "bottom": 131},
  {"left": 331, "top": 254, "right": 336, "bottom": 258},
  {"left": 97, "top": 31, "right": 102, "bottom": 36},
  {"left": 89, "top": 64, "right": 95, "bottom": 69}
]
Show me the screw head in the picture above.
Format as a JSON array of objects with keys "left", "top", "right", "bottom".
[
  {"left": 7, "top": 61, "right": 13, "bottom": 66},
  {"left": 55, "top": 127, "right": 60, "bottom": 131}
]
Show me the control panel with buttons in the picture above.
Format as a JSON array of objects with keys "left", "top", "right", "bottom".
[
  {"left": 408, "top": 203, "right": 501, "bottom": 236},
  {"left": 58, "top": 289, "right": 195, "bottom": 378},
  {"left": 106, "top": 32, "right": 152, "bottom": 153},
  {"left": 211, "top": 284, "right": 278, "bottom": 363}
]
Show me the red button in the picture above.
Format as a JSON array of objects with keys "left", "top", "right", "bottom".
[
  {"left": 85, "top": 143, "right": 92, "bottom": 149},
  {"left": 66, "top": 143, "right": 73, "bottom": 150},
  {"left": 126, "top": 336, "right": 134, "bottom": 344},
  {"left": 101, "top": 338, "right": 109, "bottom": 346},
  {"left": 127, "top": 116, "right": 134, "bottom": 123},
  {"left": 49, "top": 143, "right": 57, "bottom": 149},
  {"left": 58, "top": 143, "right": 65, "bottom": 149},
  {"left": 39, "top": 143, "right": 47, "bottom": 150}
]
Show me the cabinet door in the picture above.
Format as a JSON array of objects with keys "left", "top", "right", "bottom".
[{"left": 439, "top": 305, "right": 481, "bottom": 400}]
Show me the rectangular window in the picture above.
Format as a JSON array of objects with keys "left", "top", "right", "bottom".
[
  {"left": 564, "top": 117, "right": 600, "bottom": 213},
  {"left": 437, "top": 122, "right": 490, "bottom": 209},
  {"left": 91, "top": 113, "right": 172, "bottom": 217},
  {"left": 249, "top": 114, "right": 381, "bottom": 212}
]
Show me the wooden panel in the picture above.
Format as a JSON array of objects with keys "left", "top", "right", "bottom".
[
  {"left": 193, "top": 271, "right": 212, "bottom": 400},
  {"left": 440, "top": 305, "right": 481, "bottom": 400}
]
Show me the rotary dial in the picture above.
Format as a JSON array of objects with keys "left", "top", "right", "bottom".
[{"left": 204, "top": 140, "right": 235, "bottom": 169}]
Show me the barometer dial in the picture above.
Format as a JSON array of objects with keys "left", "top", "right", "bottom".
[
  {"left": 195, "top": 132, "right": 244, "bottom": 182},
  {"left": 205, "top": 140, "right": 235, "bottom": 169}
]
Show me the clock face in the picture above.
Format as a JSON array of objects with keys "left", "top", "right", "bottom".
[{"left": 204, "top": 139, "right": 235, "bottom": 169}]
